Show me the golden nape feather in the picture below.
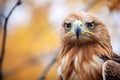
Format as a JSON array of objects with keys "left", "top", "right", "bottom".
[{"left": 57, "top": 12, "right": 120, "bottom": 80}]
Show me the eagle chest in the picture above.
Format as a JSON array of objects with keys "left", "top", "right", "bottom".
[{"left": 58, "top": 55, "right": 104, "bottom": 80}]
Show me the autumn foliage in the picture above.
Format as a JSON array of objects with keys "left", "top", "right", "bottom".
[{"left": 0, "top": 0, "right": 119, "bottom": 80}]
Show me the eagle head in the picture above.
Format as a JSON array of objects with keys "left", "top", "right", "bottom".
[{"left": 60, "top": 12, "right": 110, "bottom": 45}]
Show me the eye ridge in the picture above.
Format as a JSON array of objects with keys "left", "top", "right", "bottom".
[
  {"left": 86, "top": 22, "right": 95, "bottom": 29},
  {"left": 64, "top": 22, "right": 72, "bottom": 30}
]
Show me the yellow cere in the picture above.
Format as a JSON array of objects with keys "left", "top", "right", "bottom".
[
  {"left": 67, "top": 31, "right": 75, "bottom": 35},
  {"left": 82, "top": 30, "right": 93, "bottom": 35},
  {"left": 74, "top": 20, "right": 83, "bottom": 27},
  {"left": 80, "top": 22, "right": 83, "bottom": 27}
]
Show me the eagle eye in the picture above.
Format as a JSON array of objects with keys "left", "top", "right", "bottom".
[
  {"left": 64, "top": 22, "right": 72, "bottom": 30},
  {"left": 86, "top": 22, "right": 95, "bottom": 29}
]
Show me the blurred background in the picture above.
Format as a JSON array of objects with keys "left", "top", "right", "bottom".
[{"left": 0, "top": 0, "right": 120, "bottom": 80}]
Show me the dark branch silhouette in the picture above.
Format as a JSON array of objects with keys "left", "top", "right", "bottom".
[
  {"left": 39, "top": 48, "right": 60, "bottom": 80},
  {"left": 0, "top": 0, "right": 21, "bottom": 79}
]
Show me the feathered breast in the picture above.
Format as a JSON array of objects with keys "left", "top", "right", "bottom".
[{"left": 58, "top": 42, "right": 113, "bottom": 80}]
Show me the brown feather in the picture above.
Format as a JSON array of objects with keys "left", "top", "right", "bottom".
[
  {"left": 58, "top": 12, "right": 113, "bottom": 80},
  {"left": 102, "top": 60, "right": 120, "bottom": 80}
]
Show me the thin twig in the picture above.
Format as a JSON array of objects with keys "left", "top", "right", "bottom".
[
  {"left": 0, "top": 0, "right": 21, "bottom": 79},
  {"left": 39, "top": 48, "right": 60, "bottom": 80}
]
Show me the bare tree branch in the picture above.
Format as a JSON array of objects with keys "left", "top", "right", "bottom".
[
  {"left": 39, "top": 47, "right": 60, "bottom": 80},
  {"left": 0, "top": 0, "right": 21, "bottom": 79}
]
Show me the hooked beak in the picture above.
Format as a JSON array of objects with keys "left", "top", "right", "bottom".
[
  {"left": 75, "top": 26, "right": 81, "bottom": 39},
  {"left": 74, "top": 20, "right": 82, "bottom": 39}
]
